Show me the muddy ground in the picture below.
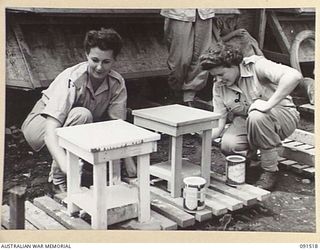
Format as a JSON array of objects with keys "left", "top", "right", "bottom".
[{"left": 1, "top": 82, "right": 316, "bottom": 232}]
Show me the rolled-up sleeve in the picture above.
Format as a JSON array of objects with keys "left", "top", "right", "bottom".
[
  {"left": 213, "top": 86, "right": 228, "bottom": 118},
  {"left": 41, "top": 69, "right": 76, "bottom": 125},
  {"left": 107, "top": 77, "right": 127, "bottom": 120}
]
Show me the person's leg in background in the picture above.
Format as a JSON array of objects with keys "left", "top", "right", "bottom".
[
  {"left": 164, "top": 17, "right": 194, "bottom": 103},
  {"left": 183, "top": 13, "right": 220, "bottom": 103},
  {"left": 247, "top": 107, "right": 299, "bottom": 190}
]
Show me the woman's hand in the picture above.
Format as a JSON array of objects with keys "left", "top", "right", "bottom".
[{"left": 248, "top": 99, "right": 272, "bottom": 113}]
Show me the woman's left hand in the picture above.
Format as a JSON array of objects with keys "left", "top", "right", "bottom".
[{"left": 248, "top": 99, "right": 272, "bottom": 113}]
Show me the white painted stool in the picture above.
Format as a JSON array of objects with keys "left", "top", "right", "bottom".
[
  {"left": 132, "top": 104, "right": 220, "bottom": 198},
  {"left": 56, "top": 119, "right": 160, "bottom": 229}
]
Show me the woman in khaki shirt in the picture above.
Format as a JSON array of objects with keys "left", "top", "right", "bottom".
[
  {"left": 199, "top": 42, "right": 302, "bottom": 190},
  {"left": 22, "top": 28, "right": 127, "bottom": 194}
]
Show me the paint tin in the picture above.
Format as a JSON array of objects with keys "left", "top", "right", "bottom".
[
  {"left": 225, "top": 155, "right": 246, "bottom": 186},
  {"left": 183, "top": 176, "right": 206, "bottom": 213}
]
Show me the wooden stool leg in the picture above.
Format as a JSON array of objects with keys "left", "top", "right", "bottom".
[
  {"left": 171, "top": 135, "right": 183, "bottom": 198},
  {"left": 137, "top": 154, "right": 150, "bottom": 222},
  {"left": 66, "top": 151, "right": 81, "bottom": 215},
  {"left": 92, "top": 163, "right": 107, "bottom": 229},
  {"left": 201, "top": 129, "right": 212, "bottom": 186},
  {"left": 108, "top": 160, "right": 121, "bottom": 186}
]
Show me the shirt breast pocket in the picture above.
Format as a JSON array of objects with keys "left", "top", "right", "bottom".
[{"left": 225, "top": 99, "right": 247, "bottom": 116}]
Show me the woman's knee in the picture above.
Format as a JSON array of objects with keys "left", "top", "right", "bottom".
[
  {"left": 221, "top": 133, "right": 248, "bottom": 155},
  {"left": 65, "top": 107, "right": 93, "bottom": 126},
  {"left": 247, "top": 110, "right": 268, "bottom": 126}
]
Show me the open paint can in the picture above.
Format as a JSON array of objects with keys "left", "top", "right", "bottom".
[
  {"left": 225, "top": 155, "right": 246, "bottom": 186},
  {"left": 183, "top": 176, "right": 206, "bottom": 213}
]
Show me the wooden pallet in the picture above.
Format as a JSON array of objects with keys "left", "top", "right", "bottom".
[
  {"left": 278, "top": 129, "right": 315, "bottom": 176},
  {"left": 1, "top": 175, "right": 270, "bottom": 230}
]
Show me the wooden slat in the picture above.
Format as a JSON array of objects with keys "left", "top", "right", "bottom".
[
  {"left": 303, "top": 167, "right": 315, "bottom": 175},
  {"left": 205, "top": 189, "right": 243, "bottom": 211},
  {"left": 288, "top": 129, "right": 314, "bottom": 146},
  {"left": 33, "top": 196, "right": 91, "bottom": 230},
  {"left": 209, "top": 182, "right": 257, "bottom": 206},
  {"left": 24, "top": 201, "right": 66, "bottom": 230},
  {"left": 11, "top": 22, "right": 42, "bottom": 88},
  {"left": 280, "top": 142, "right": 315, "bottom": 166},
  {"left": 258, "top": 9, "right": 267, "bottom": 49},
  {"left": 150, "top": 199, "right": 195, "bottom": 228},
  {"left": 290, "top": 164, "right": 312, "bottom": 174},
  {"left": 298, "top": 104, "right": 314, "bottom": 114},
  {"left": 235, "top": 184, "right": 270, "bottom": 201},
  {"left": 268, "top": 11, "right": 291, "bottom": 54},
  {"left": 150, "top": 186, "right": 212, "bottom": 222},
  {"left": 1, "top": 205, "right": 37, "bottom": 230},
  {"left": 151, "top": 210, "right": 178, "bottom": 230},
  {"left": 210, "top": 172, "right": 270, "bottom": 202}
]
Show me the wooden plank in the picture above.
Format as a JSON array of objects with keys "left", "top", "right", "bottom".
[
  {"left": 268, "top": 11, "right": 291, "bottom": 54},
  {"left": 150, "top": 186, "right": 212, "bottom": 222},
  {"left": 279, "top": 159, "right": 298, "bottom": 169},
  {"left": 33, "top": 196, "right": 91, "bottom": 230},
  {"left": 258, "top": 9, "right": 267, "bottom": 49},
  {"left": 235, "top": 184, "right": 270, "bottom": 201},
  {"left": 53, "top": 190, "right": 139, "bottom": 226},
  {"left": 209, "top": 182, "right": 257, "bottom": 206},
  {"left": 204, "top": 199, "right": 228, "bottom": 216},
  {"left": 205, "top": 188, "right": 243, "bottom": 211},
  {"left": 280, "top": 143, "right": 314, "bottom": 166},
  {"left": 24, "top": 201, "right": 66, "bottom": 230},
  {"left": 1, "top": 205, "right": 37, "bottom": 230},
  {"left": 303, "top": 167, "right": 315, "bottom": 175},
  {"left": 11, "top": 22, "right": 41, "bottom": 88},
  {"left": 298, "top": 104, "right": 314, "bottom": 114},
  {"left": 290, "top": 164, "right": 312, "bottom": 174},
  {"left": 210, "top": 172, "right": 270, "bottom": 202},
  {"left": 288, "top": 129, "right": 314, "bottom": 146},
  {"left": 150, "top": 199, "right": 195, "bottom": 228},
  {"left": 150, "top": 160, "right": 201, "bottom": 182},
  {"left": 112, "top": 215, "right": 162, "bottom": 230},
  {"left": 150, "top": 210, "right": 177, "bottom": 230}
]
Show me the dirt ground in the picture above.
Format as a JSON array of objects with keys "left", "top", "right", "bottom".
[{"left": 2, "top": 103, "right": 315, "bottom": 232}]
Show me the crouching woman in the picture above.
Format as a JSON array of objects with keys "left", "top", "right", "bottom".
[
  {"left": 199, "top": 43, "right": 302, "bottom": 190},
  {"left": 21, "top": 28, "right": 127, "bottom": 194}
]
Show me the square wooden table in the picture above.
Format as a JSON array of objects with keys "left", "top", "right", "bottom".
[
  {"left": 56, "top": 119, "right": 160, "bottom": 229},
  {"left": 132, "top": 104, "right": 220, "bottom": 198}
]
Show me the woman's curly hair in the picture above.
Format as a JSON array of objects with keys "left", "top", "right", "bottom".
[
  {"left": 199, "top": 42, "right": 243, "bottom": 70},
  {"left": 84, "top": 28, "right": 123, "bottom": 58}
]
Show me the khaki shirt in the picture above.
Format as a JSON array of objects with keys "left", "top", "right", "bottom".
[
  {"left": 41, "top": 62, "right": 127, "bottom": 124},
  {"left": 160, "top": 9, "right": 216, "bottom": 22},
  {"left": 213, "top": 55, "right": 297, "bottom": 118}
]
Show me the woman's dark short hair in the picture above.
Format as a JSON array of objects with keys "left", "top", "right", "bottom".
[
  {"left": 199, "top": 42, "right": 243, "bottom": 70},
  {"left": 84, "top": 28, "right": 123, "bottom": 58}
]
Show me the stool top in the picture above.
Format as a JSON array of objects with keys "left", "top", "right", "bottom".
[
  {"left": 56, "top": 120, "right": 160, "bottom": 153},
  {"left": 132, "top": 104, "right": 220, "bottom": 127}
]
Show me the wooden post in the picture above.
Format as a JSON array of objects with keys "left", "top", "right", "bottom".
[
  {"left": 9, "top": 186, "right": 26, "bottom": 229},
  {"left": 258, "top": 9, "right": 267, "bottom": 49}
]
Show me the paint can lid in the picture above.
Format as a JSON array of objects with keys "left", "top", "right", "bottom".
[
  {"left": 183, "top": 176, "right": 206, "bottom": 188},
  {"left": 226, "top": 155, "right": 246, "bottom": 163}
]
